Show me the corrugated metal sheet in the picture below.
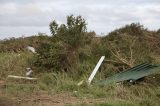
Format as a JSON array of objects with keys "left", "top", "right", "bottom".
[{"left": 96, "top": 63, "right": 160, "bottom": 85}]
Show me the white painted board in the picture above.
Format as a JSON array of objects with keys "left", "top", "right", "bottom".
[
  {"left": 8, "top": 75, "right": 37, "bottom": 80},
  {"left": 88, "top": 56, "right": 105, "bottom": 85}
]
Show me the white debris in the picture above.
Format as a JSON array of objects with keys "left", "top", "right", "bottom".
[
  {"left": 7, "top": 67, "right": 36, "bottom": 80},
  {"left": 74, "top": 91, "right": 77, "bottom": 93},
  {"left": 8, "top": 75, "right": 37, "bottom": 80},
  {"left": 87, "top": 56, "right": 105, "bottom": 85},
  {"left": 129, "top": 80, "right": 133, "bottom": 83},
  {"left": 26, "top": 67, "right": 31, "bottom": 70},
  {"left": 26, "top": 70, "right": 33, "bottom": 77},
  {"left": 26, "top": 46, "right": 36, "bottom": 53},
  {"left": 26, "top": 68, "right": 33, "bottom": 77},
  {"left": 77, "top": 80, "right": 84, "bottom": 86}
]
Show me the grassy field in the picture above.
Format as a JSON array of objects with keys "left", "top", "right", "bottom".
[{"left": 0, "top": 52, "right": 160, "bottom": 106}]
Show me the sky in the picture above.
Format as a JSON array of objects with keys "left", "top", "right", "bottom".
[{"left": 0, "top": 0, "right": 160, "bottom": 39}]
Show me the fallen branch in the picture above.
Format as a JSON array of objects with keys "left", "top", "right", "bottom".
[
  {"left": 110, "top": 50, "right": 132, "bottom": 67},
  {"left": 104, "top": 60, "right": 129, "bottom": 66}
]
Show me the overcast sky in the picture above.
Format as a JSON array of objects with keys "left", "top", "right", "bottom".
[{"left": 0, "top": 0, "right": 160, "bottom": 39}]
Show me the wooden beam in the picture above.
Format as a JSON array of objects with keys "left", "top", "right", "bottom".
[{"left": 8, "top": 75, "right": 37, "bottom": 80}]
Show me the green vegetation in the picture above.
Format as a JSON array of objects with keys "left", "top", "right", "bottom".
[
  {"left": 34, "top": 15, "right": 94, "bottom": 74},
  {"left": 0, "top": 33, "right": 50, "bottom": 53},
  {"left": 0, "top": 15, "right": 160, "bottom": 105},
  {"left": 0, "top": 53, "right": 160, "bottom": 105}
]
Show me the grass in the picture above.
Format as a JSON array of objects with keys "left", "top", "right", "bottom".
[
  {"left": 0, "top": 96, "right": 17, "bottom": 106},
  {"left": 0, "top": 52, "right": 160, "bottom": 106},
  {"left": 0, "top": 52, "right": 33, "bottom": 80},
  {"left": 2, "top": 75, "right": 160, "bottom": 105}
]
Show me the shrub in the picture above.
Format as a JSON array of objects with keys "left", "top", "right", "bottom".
[{"left": 34, "top": 15, "right": 93, "bottom": 72}]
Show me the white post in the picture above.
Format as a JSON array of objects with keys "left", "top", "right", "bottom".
[{"left": 88, "top": 56, "right": 105, "bottom": 85}]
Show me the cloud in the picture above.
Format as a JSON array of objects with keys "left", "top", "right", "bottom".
[
  {"left": 0, "top": 26, "right": 50, "bottom": 39},
  {"left": 0, "top": 0, "right": 160, "bottom": 39}
]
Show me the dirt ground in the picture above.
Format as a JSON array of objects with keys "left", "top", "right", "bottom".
[
  {"left": 21, "top": 92, "right": 106, "bottom": 106},
  {"left": 0, "top": 91, "right": 106, "bottom": 106},
  {"left": 0, "top": 80, "right": 106, "bottom": 106}
]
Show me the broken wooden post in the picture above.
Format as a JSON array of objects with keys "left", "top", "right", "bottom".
[{"left": 87, "top": 56, "right": 105, "bottom": 85}]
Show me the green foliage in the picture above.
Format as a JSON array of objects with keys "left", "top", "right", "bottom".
[
  {"left": 107, "top": 23, "right": 146, "bottom": 37},
  {"left": 49, "top": 15, "right": 87, "bottom": 48},
  {"left": 0, "top": 53, "right": 33, "bottom": 79},
  {"left": 34, "top": 42, "right": 69, "bottom": 71},
  {"left": 35, "top": 18, "right": 160, "bottom": 79},
  {"left": 1, "top": 20, "right": 160, "bottom": 106},
  {"left": 0, "top": 33, "right": 50, "bottom": 53},
  {"left": 1, "top": 20, "right": 160, "bottom": 79},
  {"left": 35, "top": 15, "right": 93, "bottom": 72},
  {"left": 99, "top": 23, "right": 158, "bottom": 70}
]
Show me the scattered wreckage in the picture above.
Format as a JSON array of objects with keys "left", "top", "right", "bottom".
[
  {"left": 8, "top": 46, "right": 37, "bottom": 80},
  {"left": 8, "top": 67, "right": 37, "bottom": 80},
  {"left": 7, "top": 55, "right": 160, "bottom": 85},
  {"left": 87, "top": 56, "right": 160, "bottom": 86}
]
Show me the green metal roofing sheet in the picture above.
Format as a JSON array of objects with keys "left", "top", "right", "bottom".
[{"left": 96, "top": 63, "right": 160, "bottom": 85}]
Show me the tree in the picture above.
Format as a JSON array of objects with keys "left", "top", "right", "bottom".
[
  {"left": 49, "top": 15, "right": 87, "bottom": 49},
  {"left": 35, "top": 15, "right": 91, "bottom": 72}
]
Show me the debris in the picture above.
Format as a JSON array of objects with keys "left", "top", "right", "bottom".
[
  {"left": 25, "top": 68, "right": 33, "bottom": 77},
  {"left": 77, "top": 80, "right": 84, "bottom": 86},
  {"left": 96, "top": 63, "right": 160, "bottom": 85},
  {"left": 26, "top": 46, "right": 36, "bottom": 53},
  {"left": 74, "top": 91, "right": 77, "bottom": 93},
  {"left": 8, "top": 75, "right": 37, "bottom": 80},
  {"left": 7, "top": 67, "right": 36, "bottom": 80},
  {"left": 87, "top": 56, "right": 105, "bottom": 85}
]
